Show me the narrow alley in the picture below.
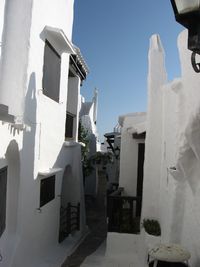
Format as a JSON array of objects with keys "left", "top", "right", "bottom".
[{"left": 61, "top": 171, "right": 107, "bottom": 267}]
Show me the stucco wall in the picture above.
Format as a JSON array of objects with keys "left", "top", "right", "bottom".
[
  {"left": 142, "top": 31, "right": 200, "bottom": 266},
  {"left": 80, "top": 91, "right": 100, "bottom": 197},
  {"left": 119, "top": 122, "right": 138, "bottom": 196},
  {"left": 142, "top": 35, "right": 167, "bottom": 221},
  {"left": 0, "top": 0, "right": 34, "bottom": 119},
  {"left": 119, "top": 114, "right": 145, "bottom": 196},
  {"left": 0, "top": 1, "right": 88, "bottom": 266},
  {"left": 0, "top": 0, "right": 6, "bottom": 58}
]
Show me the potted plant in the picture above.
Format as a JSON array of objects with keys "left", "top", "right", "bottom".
[{"left": 142, "top": 219, "right": 161, "bottom": 249}]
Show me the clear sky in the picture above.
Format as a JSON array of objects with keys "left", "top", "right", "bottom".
[{"left": 72, "top": 1, "right": 184, "bottom": 141}]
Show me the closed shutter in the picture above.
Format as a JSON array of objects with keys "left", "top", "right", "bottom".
[{"left": 42, "top": 40, "right": 61, "bottom": 102}]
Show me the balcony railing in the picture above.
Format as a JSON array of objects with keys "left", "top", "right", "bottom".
[
  {"left": 59, "top": 202, "right": 80, "bottom": 242},
  {"left": 107, "top": 187, "right": 141, "bottom": 234}
]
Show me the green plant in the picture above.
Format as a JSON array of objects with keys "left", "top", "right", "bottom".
[
  {"left": 142, "top": 219, "right": 161, "bottom": 236},
  {"left": 78, "top": 122, "right": 113, "bottom": 180},
  {"left": 90, "top": 151, "right": 113, "bottom": 166},
  {"left": 78, "top": 122, "right": 90, "bottom": 160},
  {"left": 78, "top": 122, "right": 94, "bottom": 179}
]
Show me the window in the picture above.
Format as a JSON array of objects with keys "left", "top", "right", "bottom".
[
  {"left": 65, "top": 113, "right": 74, "bottom": 139},
  {"left": 42, "top": 40, "right": 61, "bottom": 102},
  {"left": 0, "top": 167, "right": 7, "bottom": 237},
  {"left": 40, "top": 175, "right": 55, "bottom": 207}
]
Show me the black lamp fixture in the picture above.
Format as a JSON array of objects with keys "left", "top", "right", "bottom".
[
  {"left": 114, "top": 146, "right": 120, "bottom": 159},
  {"left": 171, "top": 0, "right": 200, "bottom": 72}
]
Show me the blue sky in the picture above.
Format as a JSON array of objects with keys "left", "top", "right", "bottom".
[{"left": 72, "top": 1, "right": 184, "bottom": 140}]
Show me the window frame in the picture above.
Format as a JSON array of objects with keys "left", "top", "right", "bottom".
[
  {"left": 40, "top": 175, "right": 55, "bottom": 208},
  {"left": 65, "top": 112, "right": 75, "bottom": 140}
]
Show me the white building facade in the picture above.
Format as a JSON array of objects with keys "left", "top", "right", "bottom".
[
  {"left": 142, "top": 31, "right": 200, "bottom": 266},
  {"left": 118, "top": 112, "right": 146, "bottom": 197},
  {"left": 80, "top": 89, "right": 101, "bottom": 197},
  {"left": 0, "top": 1, "right": 89, "bottom": 266},
  {"left": 77, "top": 31, "right": 200, "bottom": 267}
]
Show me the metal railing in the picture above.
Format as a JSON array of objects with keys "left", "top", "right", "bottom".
[
  {"left": 59, "top": 202, "right": 80, "bottom": 242},
  {"left": 107, "top": 187, "right": 141, "bottom": 234}
]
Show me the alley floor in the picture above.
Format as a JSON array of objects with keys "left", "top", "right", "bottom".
[{"left": 61, "top": 171, "right": 107, "bottom": 267}]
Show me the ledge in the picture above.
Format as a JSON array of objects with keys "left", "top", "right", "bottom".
[
  {"left": 41, "top": 26, "right": 75, "bottom": 54},
  {"left": 38, "top": 168, "right": 63, "bottom": 177},
  {"left": 64, "top": 140, "right": 81, "bottom": 147}
]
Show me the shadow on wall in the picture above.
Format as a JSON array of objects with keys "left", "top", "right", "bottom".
[
  {"left": 10, "top": 72, "right": 38, "bottom": 266},
  {"left": 61, "top": 165, "right": 79, "bottom": 207},
  {"left": 5, "top": 140, "right": 20, "bottom": 235},
  {"left": 170, "top": 181, "right": 186, "bottom": 243},
  {"left": 52, "top": 142, "right": 86, "bottom": 238},
  {"left": 0, "top": 140, "right": 21, "bottom": 266},
  {"left": 20, "top": 71, "right": 37, "bottom": 222}
]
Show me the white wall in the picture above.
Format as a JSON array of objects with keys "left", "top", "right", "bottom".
[
  {"left": 0, "top": 0, "right": 34, "bottom": 120},
  {"left": 119, "top": 114, "right": 145, "bottom": 196},
  {"left": 142, "top": 35, "right": 167, "bottom": 221},
  {"left": 119, "top": 125, "right": 138, "bottom": 196},
  {"left": 0, "top": 0, "right": 6, "bottom": 58},
  {"left": 142, "top": 30, "right": 200, "bottom": 266},
  {"left": 0, "top": 1, "right": 88, "bottom": 266},
  {"left": 80, "top": 91, "right": 100, "bottom": 197}
]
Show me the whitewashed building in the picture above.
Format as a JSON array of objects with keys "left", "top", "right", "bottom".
[
  {"left": 80, "top": 31, "right": 200, "bottom": 267},
  {"left": 79, "top": 89, "right": 101, "bottom": 197},
  {"left": 142, "top": 31, "right": 200, "bottom": 266},
  {"left": 118, "top": 112, "right": 146, "bottom": 199},
  {"left": 80, "top": 89, "right": 99, "bottom": 141},
  {"left": 0, "top": 1, "right": 89, "bottom": 267}
]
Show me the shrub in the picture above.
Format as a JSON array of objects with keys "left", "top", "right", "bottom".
[{"left": 143, "top": 219, "right": 161, "bottom": 236}]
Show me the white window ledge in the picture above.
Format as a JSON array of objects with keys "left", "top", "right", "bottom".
[
  {"left": 64, "top": 140, "right": 83, "bottom": 147},
  {"left": 41, "top": 26, "right": 75, "bottom": 54},
  {"left": 38, "top": 168, "right": 63, "bottom": 177}
]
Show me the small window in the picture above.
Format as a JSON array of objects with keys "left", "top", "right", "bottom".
[
  {"left": 0, "top": 167, "right": 7, "bottom": 237},
  {"left": 42, "top": 40, "right": 61, "bottom": 102},
  {"left": 40, "top": 175, "right": 55, "bottom": 207},
  {"left": 65, "top": 113, "right": 74, "bottom": 139}
]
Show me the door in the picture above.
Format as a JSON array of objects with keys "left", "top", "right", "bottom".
[{"left": 136, "top": 143, "right": 145, "bottom": 217}]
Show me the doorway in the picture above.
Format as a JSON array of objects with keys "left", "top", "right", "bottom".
[{"left": 136, "top": 143, "right": 145, "bottom": 216}]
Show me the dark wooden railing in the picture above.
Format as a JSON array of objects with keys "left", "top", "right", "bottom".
[
  {"left": 59, "top": 202, "right": 80, "bottom": 243},
  {"left": 107, "top": 187, "right": 141, "bottom": 234}
]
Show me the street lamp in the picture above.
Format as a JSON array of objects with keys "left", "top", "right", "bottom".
[{"left": 171, "top": 0, "right": 200, "bottom": 72}]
